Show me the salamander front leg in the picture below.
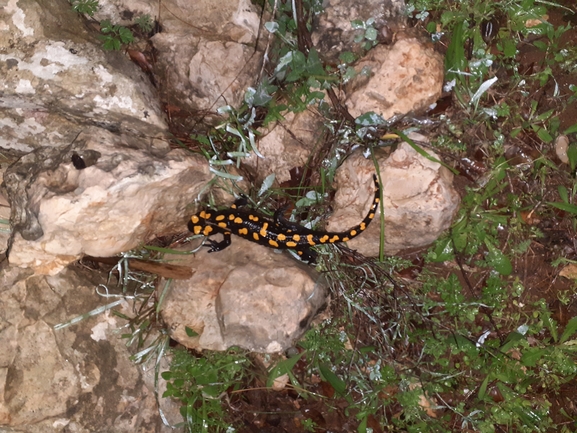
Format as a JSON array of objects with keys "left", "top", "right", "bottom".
[
  {"left": 296, "top": 247, "right": 317, "bottom": 264},
  {"left": 206, "top": 231, "right": 232, "bottom": 252}
]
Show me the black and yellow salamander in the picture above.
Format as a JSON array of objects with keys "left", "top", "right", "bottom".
[{"left": 189, "top": 175, "right": 380, "bottom": 263}]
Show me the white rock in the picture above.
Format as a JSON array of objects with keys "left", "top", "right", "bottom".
[
  {"left": 345, "top": 39, "right": 444, "bottom": 119},
  {"left": 161, "top": 238, "right": 328, "bottom": 353},
  {"left": 5, "top": 128, "right": 210, "bottom": 275},
  {"left": 0, "top": 1, "right": 167, "bottom": 153},
  {"left": 328, "top": 133, "right": 460, "bottom": 255}
]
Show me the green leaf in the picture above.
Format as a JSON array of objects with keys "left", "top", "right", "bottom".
[
  {"left": 495, "top": 381, "right": 515, "bottom": 399},
  {"left": 447, "top": 333, "right": 474, "bottom": 349},
  {"left": 512, "top": 405, "right": 544, "bottom": 428},
  {"left": 500, "top": 331, "right": 524, "bottom": 352},
  {"left": 478, "top": 375, "right": 490, "bottom": 399},
  {"left": 102, "top": 37, "right": 121, "bottom": 51},
  {"left": 318, "top": 363, "right": 346, "bottom": 396},
  {"left": 533, "top": 40, "right": 548, "bottom": 51},
  {"left": 558, "top": 185, "right": 569, "bottom": 204},
  {"left": 355, "top": 111, "right": 386, "bottom": 126},
  {"left": 118, "top": 26, "right": 134, "bottom": 44},
  {"left": 339, "top": 51, "right": 356, "bottom": 64},
  {"left": 548, "top": 201, "right": 577, "bottom": 214},
  {"left": 502, "top": 38, "right": 518, "bottom": 58},
  {"left": 350, "top": 19, "right": 365, "bottom": 30},
  {"left": 560, "top": 316, "right": 577, "bottom": 344},
  {"left": 535, "top": 126, "right": 553, "bottom": 143},
  {"left": 535, "top": 108, "right": 554, "bottom": 122},
  {"left": 306, "top": 48, "right": 325, "bottom": 77},
  {"left": 484, "top": 238, "right": 512, "bottom": 276},
  {"left": 563, "top": 122, "right": 577, "bottom": 134},
  {"left": 267, "top": 352, "right": 305, "bottom": 388},
  {"left": 521, "top": 347, "right": 547, "bottom": 367},
  {"left": 445, "top": 21, "right": 466, "bottom": 81},
  {"left": 185, "top": 326, "right": 199, "bottom": 337},
  {"left": 358, "top": 414, "right": 368, "bottom": 433},
  {"left": 365, "top": 27, "right": 378, "bottom": 41},
  {"left": 430, "top": 237, "right": 454, "bottom": 262},
  {"left": 544, "top": 313, "right": 559, "bottom": 343},
  {"left": 100, "top": 19, "right": 113, "bottom": 33}
]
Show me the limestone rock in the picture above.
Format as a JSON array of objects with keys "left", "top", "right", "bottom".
[
  {"left": 161, "top": 238, "right": 328, "bottom": 353},
  {"left": 0, "top": 265, "right": 179, "bottom": 432},
  {"left": 245, "top": 110, "right": 324, "bottom": 183},
  {"left": 5, "top": 127, "right": 210, "bottom": 275},
  {"left": 312, "top": 0, "right": 406, "bottom": 62},
  {"left": 327, "top": 134, "right": 460, "bottom": 255},
  {"left": 0, "top": 192, "right": 9, "bottom": 257},
  {"left": 150, "top": 0, "right": 261, "bottom": 113},
  {"left": 345, "top": 38, "right": 444, "bottom": 119},
  {"left": 0, "top": 0, "right": 167, "bottom": 154}
]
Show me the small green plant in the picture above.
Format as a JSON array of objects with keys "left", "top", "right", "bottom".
[
  {"left": 351, "top": 17, "right": 379, "bottom": 51},
  {"left": 99, "top": 19, "right": 134, "bottom": 50},
  {"left": 70, "top": 0, "right": 99, "bottom": 16},
  {"left": 134, "top": 14, "right": 154, "bottom": 33},
  {"left": 302, "top": 417, "right": 318, "bottom": 432},
  {"left": 162, "top": 348, "right": 250, "bottom": 432}
]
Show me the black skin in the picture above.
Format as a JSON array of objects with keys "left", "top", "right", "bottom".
[{"left": 189, "top": 175, "right": 380, "bottom": 264}]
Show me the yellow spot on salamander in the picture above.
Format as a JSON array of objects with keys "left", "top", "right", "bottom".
[
  {"left": 200, "top": 211, "right": 210, "bottom": 219},
  {"left": 277, "top": 233, "right": 287, "bottom": 241},
  {"left": 319, "top": 235, "right": 329, "bottom": 243},
  {"left": 368, "top": 213, "right": 375, "bottom": 219},
  {"left": 191, "top": 215, "right": 200, "bottom": 224},
  {"left": 269, "top": 239, "right": 279, "bottom": 247},
  {"left": 375, "top": 197, "right": 380, "bottom": 203},
  {"left": 229, "top": 214, "right": 236, "bottom": 220},
  {"left": 329, "top": 235, "right": 340, "bottom": 243},
  {"left": 215, "top": 215, "right": 225, "bottom": 221},
  {"left": 260, "top": 222, "right": 269, "bottom": 238},
  {"left": 292, "top": 234, "right": 301, "bottom": 242},
  {"left": 286, "top": 241, "right": 297, "bottom": 247},
  {"left": 238, "top": 228, "right": 248, "bottom": 235},
  {"left": 342, "top": 237, "right": 350, "bottom": 242},
  {"left": 307, "top": 234, "right": 315, "bottom": 245},
  {"left": 249, "top": 215, "right": 259, "bottom": 221},
  {"left": 360, "top": 222, "right": 366, "bottom": 231},
  {"left": 193, "top": 225, "right": 202, "bottom": 235},
  {"left": 217, "top": 222, "right": 227, "bottom": 228},
  {"left": 203, "top": 226, "right": 213, "bottom": 236},
  {"left": 234, "top": 217, "right": 243, "bottom": 224},
  {"left": 350, "top": 230, "right": 357, "bottom": 237},
  {"left": 253, "top": 232, "right": 259, "bottom": 241}
]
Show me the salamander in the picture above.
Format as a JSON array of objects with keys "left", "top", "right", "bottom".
[{"left": 188, "top": 174, "right": 380, "bottom": 263}]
